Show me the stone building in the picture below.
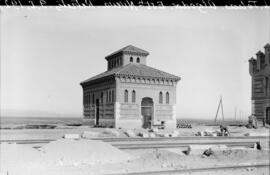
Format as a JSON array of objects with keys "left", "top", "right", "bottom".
[
  {"left": 249, "top": 43, "right": 270, "bottom": 124},
  {"left": 80, "top": 45, "right": 181, "bottom": 129}
]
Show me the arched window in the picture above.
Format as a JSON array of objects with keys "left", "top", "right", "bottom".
[
  {"left": 159, "top": 92, "right": 163, "bottom": 104},
  {"left": 166, "top": 92, "right": 169, "bottom": 104},
  {"left": 136, "top": 57, "right": 140, "bottom": 63},
  {"left": 132, "top": 90, "right": 136, "bottom": 103},
  {"left": 130, "top": 57, "right": 133, "bottom": 62},
  {"left": 124, "top": 90, "right": 128, "bottom": 102}
]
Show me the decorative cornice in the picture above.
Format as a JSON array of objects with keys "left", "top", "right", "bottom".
[
  {"left": 116, "top": 74, "right": 179, "bottom": 85},
  {"left": 122, "top": 50, "right": 149, "bottom": 57},
  {"left": 105, "top": 51, "right": 148, "bottom": 60},
  {"left": 105, "top": 52, "right": 123, "bottom": 60},
  {"left": 117, "top": 74, "right": 180, "bottom": 81},
  {"left": 80, "top": 75, "right": 115, "bottom": 87}
]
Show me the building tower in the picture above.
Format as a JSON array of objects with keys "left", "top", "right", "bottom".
[{"left": 249, "top": 43, "right": 270, "bottom": 124}]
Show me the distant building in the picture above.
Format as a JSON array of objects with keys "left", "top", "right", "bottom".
[
  {"left": 80, "top": 45, "right": 181, "bottom": 129},
  {"left": 249, "top": 43, "right": 270, "bottom": 124}
]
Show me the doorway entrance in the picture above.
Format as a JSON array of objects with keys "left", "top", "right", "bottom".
[
  {"left": 96, "top": 99, "right": 100, "bottom": 126},
  {"left": 141, "top": 97, "right": 153, "bottom": 129},
  {"left": 266, "top": 107, "right": 270, "bottom": 125}
]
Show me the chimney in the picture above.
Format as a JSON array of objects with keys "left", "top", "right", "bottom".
[
  {"left": 249, "top": 57, "right": 256, "bottom": 75},
  {"left": 256, "top": 50, "right": 264, "bottom": 70},
  {"left": 264, "top": 43, "right": 270, "bottom": 65}
]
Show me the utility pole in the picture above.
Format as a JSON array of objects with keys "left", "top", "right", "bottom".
[{"left": 214, "top": 96, "right": 225, "bottom": 123}]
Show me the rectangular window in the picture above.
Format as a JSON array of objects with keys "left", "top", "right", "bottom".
[
  {"left": 89, "top": 94, "right": 91, "bottom": 104},
  {"left": 109, "top": 91, "right": 111, "bottom": 103},
  {"left": 112, "top": 90, "right": 115, "bottom": 102},
  {"left": 101, "top": 92, "right": 103, "bottom": 104},
  {"left": 106, "top": 91, "right": 108, "bottom": 103}
]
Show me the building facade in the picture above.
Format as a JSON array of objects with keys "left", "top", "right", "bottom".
[
  {"left": 80, "top": 45, "right": 181, "bottom": 129},
  {"left": 249, "top": 43, "right": 270, "bottom": 124}
]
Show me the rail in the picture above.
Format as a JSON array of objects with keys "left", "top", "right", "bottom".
[
  {"left": 0, "top": 136, "right": 268, "bottom": 150},
  {"left": 108, "top": 163, "right": 270, "bottom": 175}
]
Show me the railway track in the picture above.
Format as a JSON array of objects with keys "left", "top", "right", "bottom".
[
  {"left": 109, "top": 163, "right": 270, "bottom": 175},
  {"left": 0, "top": 136, "right": 268, "bottom": 149},
  {"left": 0, "top": 136, "right": 268, "bottom": 143}
]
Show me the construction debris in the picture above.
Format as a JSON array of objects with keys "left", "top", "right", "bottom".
[
  {"left": 201, "top": 148, "right": 214, "bottom": 157},
  {"left": 125, "top": 130, "right": 136, "bottom": 137},
  {"left": 81, "top": 131, "right": 99, "bottom": 138},
  {"left": 155, "top": 130, "right": 179, "bottom": 137},
  {"left": 171, "top": 130, "right": 179, "bottom": 137},
  {"left": 184, "top": 145, "right": 228, "bottom": 156},
  {"left": 138, "top": 132, "right": 149, "bottom": 138},
  {"left": 63, "top": 134, "right": 80, "bottom": 139},
  {"left": 102, "top": 128, "right": 120, "bottom": 137},
  {"left": 149, "top": 133, "right": 156, "bottom": 138}
]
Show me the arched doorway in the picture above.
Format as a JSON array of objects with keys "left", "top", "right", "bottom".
[
  {"left": 141, "top": 97, "right": 153, "bottom": 129},
  {"left": 266, "top": 107, "right": 270, "bottom": 125}
]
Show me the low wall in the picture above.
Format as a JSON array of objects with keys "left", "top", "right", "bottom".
[{"left": 115, "top": 119, "right": 142, "bottom": 129}]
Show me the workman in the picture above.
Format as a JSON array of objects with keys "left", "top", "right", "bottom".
[{"left": 220, "top": 125, "right": 230, "bottom": 136}]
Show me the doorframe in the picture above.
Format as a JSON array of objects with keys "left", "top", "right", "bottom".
[{"left": 141, "top": 97, "right": 154, "bottom": 128}]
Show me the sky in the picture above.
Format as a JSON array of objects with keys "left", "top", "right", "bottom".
[{"left": 0, "top": 7, "right": 270, "bottom": 119}]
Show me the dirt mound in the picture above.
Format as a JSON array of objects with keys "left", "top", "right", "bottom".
[
  {"left": 1, "top": 143, "right": 43, "bottom": 166},
  {"left": 0, "top": 143, "right": 46, "bottom": 175},
  {"left": 39, "top": 139, "right": 133, "bottom": 166}
]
